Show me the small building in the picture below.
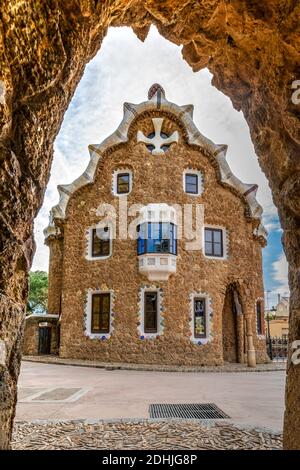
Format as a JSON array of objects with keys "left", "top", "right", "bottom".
[
  {"left": 267, "top": 295, "right": 289, "bottom": 338},
  {"left": 27, "top": 84, "right": 269, "bottom": 366},
  {"left": 23, "top": 314, "right": 59, "bottom": 355}
]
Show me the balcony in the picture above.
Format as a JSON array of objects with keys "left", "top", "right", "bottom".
[
  {"left": 138, "top": 253, "right": 177, "bottom": 281},
  {"left": 137, "top": 204, "right": 178, "bottom": 281}
]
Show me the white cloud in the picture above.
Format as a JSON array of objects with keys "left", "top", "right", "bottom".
[
  {"left": 32, "top": 26, "right": 281, "bottom": 278},
  {"left": 264, "top": 252, "right": 289, "bottom": 308},
  {"left": 272, "top": 253, "right": 289, "bottom": 294}
]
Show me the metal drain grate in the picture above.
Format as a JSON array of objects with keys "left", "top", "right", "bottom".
[{"left": 149, "top": 403, "right": 230, "bottom": 420}]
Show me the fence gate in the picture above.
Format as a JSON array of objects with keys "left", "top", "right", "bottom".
[{"left": 266, "top": 336, "right": 288, "bottom": 361}]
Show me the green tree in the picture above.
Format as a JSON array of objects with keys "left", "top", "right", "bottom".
[{"left": 27, "top": 271, "right": 48, "bottom": 315}]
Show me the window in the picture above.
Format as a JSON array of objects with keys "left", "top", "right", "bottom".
[
  {"left": 256, "top": 300, "right": 264, "bottom": 335},
  {"left": 137, "top": 222, "right": 177, "bottom": 255},
  {"left": 204, "top": 228, "right": 223, "bottom": 257},
  {"left": 113, "top": 169, "right": 132, "bottom": 196},
  {"left": 117, "top": 173, "right": 130, "bottom": 194},
  {"left": 144, "top": 292, "right": 158, "bottom": 333},
  {"left": 91, "top": 227, "right": 110, "bottom": 257},
  {"left": 183, "top": 170, "right": 203, "bottom": 196},
  {"left": 185, "top": 173, "right": 198, "bottom": 194},
  {"left": 138, "top": 287, "right": 163, "bottom": 339},
  {"left": 194, "top": 298, "right": 206, "bottom": 338},
  {"left": 91, "top": 293, "right": 110, "bottom": 334}
]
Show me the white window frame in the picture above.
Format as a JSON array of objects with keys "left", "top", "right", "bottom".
[
  {"left": 183, "top": 169, "right": 203, "bottom": 196},
  {"left": 84, "top": 289, "right": 114, "bottom": 340},
  {"left": 112, "top": 168, "right": 133, "bottom": 196},
  {"left": 86, "top": 224, "right": 113, "bottom": 261},
  {"left": 202, "top": 225, "right": 228, "bottom": 260},
  {"left": 138, "top": 286, "right": 163, "bottom": 339},
  {"left": 189, "top": 292, "right": 212, "bottom": 344}
]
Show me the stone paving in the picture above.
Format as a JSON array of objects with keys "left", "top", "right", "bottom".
[
  {"left": 23, "top": 355, "right": 286, "bottom": 373},
  {"left": 12, "top": 420, "right": 282, "bottom": 450},
  {"left": 17, "top": 361, "right": 285, "bottom": 430}
]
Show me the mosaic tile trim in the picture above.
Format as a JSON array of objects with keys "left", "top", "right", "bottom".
[
  {"left": 189, "top": 292, "right": 213, "bottom": 345},
  {"left": 137, "top": 285, "right": 164, "bottom": 340},
  {"left": 83, "top": 288, "right": 115, "bottom": 340}
]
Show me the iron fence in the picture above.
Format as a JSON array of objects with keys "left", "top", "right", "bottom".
[{"left": 266, "top": 336, "right": 288, "bottom": 361}]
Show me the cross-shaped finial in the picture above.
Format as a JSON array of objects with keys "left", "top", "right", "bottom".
[{"left": 137, "top": 118, "right": 179, "bottom": 155}]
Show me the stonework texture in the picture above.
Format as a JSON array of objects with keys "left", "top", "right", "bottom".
[
  {"left": 47, "top": 111, "right": 268, "bottom": 367},
  {"left": 22, "top": 317, "right": 59, "bottom": 356},
  {"left": 0, "top": 0, "right": 299, "bottom": 449},
  {"left": 12, "top": 420, "right": 283, "bottom": 450}
]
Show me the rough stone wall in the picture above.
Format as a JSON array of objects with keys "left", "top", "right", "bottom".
[
  {"left": 22, "top": 317, "right": 59, "bottom": 356},
  {"left": 47, "top": 238, "right": 64, "bottom": 315},
  {"left": 0, "top": 0, "right": 299, "bottom": 449},
  {"left": 57, "top": 113, "right": 268, "bottom": 366},
  {"left": 22, "top": 320, "right": 38, "bottom": 356}
]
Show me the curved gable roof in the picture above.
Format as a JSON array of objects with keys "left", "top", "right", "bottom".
[{"left": 44, "top": 84, "right": 267, "bottom": 243}]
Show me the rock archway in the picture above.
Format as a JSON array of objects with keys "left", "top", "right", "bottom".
[{"left": 0, "top": 1, "right": 299, "bottom": 449}]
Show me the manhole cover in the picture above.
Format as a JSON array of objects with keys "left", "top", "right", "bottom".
[{"left": 149, "top": 403, "right": 230, "bottom": 419}]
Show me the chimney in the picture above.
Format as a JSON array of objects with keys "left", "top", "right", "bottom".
[{"left": 278, "top": 293, "right": 281, "bottom": 303}]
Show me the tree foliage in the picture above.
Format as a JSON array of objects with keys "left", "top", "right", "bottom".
[{"left": 27, "top": 271, "right": 48, "bottom": 314}]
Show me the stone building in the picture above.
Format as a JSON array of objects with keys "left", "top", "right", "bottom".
[
  {"left": 42, "top": 84, "right": 269, "bottom": 366},
  {"left": 267, "top": 295, "right": 290, "bottom": 338},
  {"left": 23, "top": 313, "right": 59, "bottom": 356}
]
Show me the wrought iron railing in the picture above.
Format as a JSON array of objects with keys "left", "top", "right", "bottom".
[{"left": 266, "top": 336, "right": 288, "bottom": 361}]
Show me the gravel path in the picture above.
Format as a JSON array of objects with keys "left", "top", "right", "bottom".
[{"left": 12, "top": 420, "right": 282, "bottom": 450}]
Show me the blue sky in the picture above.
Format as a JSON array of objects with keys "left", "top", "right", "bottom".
[{"left": 32, "top": 26, "right": 289, "bottom": 308}]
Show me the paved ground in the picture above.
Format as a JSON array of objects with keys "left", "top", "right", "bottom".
[
  {"left": 16, "top": 361, "right": 285, "bottom": 432},
  {"left": 12, "top": 420, "right": 282, "bottom": 450},
  {"left": 23, "top": 354, "right": 286, "bottom": 372}
]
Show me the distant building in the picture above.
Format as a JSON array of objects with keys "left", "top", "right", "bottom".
[
  {"left": 266, "top": 295, "right": 289, "bottom": 338},
  {"left": 23, "top": 84, "right": 269, "bottom": 366},
  {"left": 23, "top": 314, "right": 60, "bottom": 355}
]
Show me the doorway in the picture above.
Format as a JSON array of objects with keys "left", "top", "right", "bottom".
[
  {"left": 222, "top": 287, "right": 238, "bottom": 363},
  {"left": 38, "top": 327, "right": 51, "bottom": 355}
]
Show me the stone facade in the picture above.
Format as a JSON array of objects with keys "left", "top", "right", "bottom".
[
  {"left": 22, "top": 315, "right": 59, "bottom": 356},
  {"left": 44, "top": 86, "right": 268, "bottom": 367},
  {"left": 267, "top": 296, "right": 290, "bottom": 338},
  {"left": 0, "top": 1, "right": 298, "bottom": 450}
]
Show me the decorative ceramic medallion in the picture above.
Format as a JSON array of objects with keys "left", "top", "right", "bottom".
[{"left": 137, "top": 118, "right": 179, "bottom": 155}]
